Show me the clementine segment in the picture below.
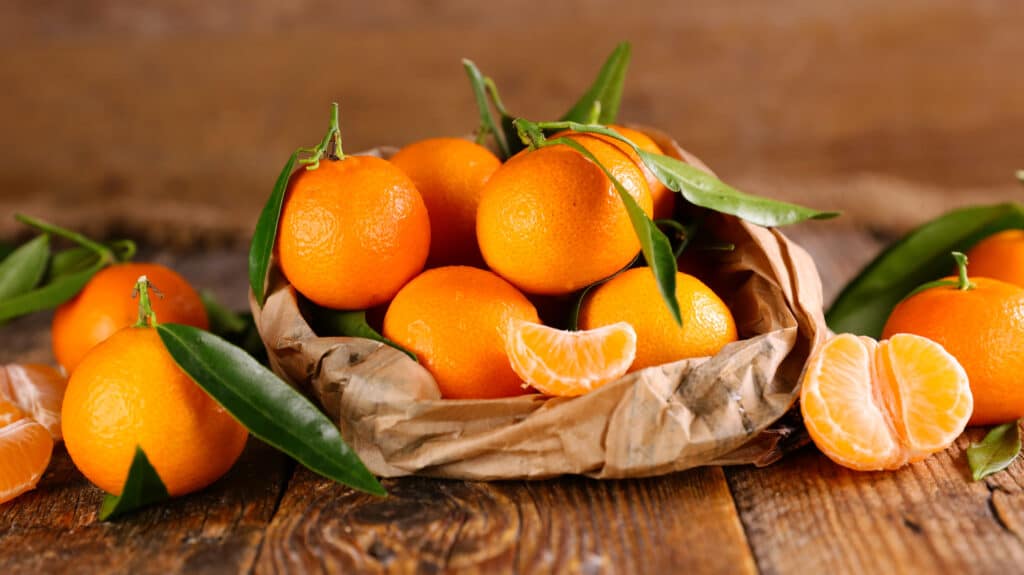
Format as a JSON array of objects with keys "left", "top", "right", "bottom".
[
  {"left": 278, "top": 156, "right": 430, "bottom": 311},
  {"left": 882, "top": 270, "right": 1024, "bottom": 425},
  {"left": 801, "top": 333, "right": 972, "bottom": 471},
  {"left": 62, "top": 327, "right": 248, "bottom": 496},
  {"left": 382, "top": 266, "right": 539, "bottom": 399},
  {"left": 578, "top": 268, "right": 737, "bottom": 371},
  {"left": 505, "top": 319, "right": 637, "bottom": 397},
  {"left": 390, "top": 138, "right": 500, "bottom": 267},
  {"left": 52, "top": 262, "right": 208, "bottom": 373},
  {"left": 476, "top": 133, "right": 652, "bottom": 295},
  {"left": 0, "top": 364, "right": 67, "bottom": 440},
  {"left": 0, "top": 418, "right": 53, "bottom": 505}
]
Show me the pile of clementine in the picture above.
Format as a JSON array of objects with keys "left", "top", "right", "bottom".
[{"left": 274, "top": 114, "right": 741, "bottom": 403}]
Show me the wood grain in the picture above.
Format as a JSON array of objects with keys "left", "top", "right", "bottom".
[
  {"left": 254, "top": 467, "right": 756, "bottom": 574},
  {"left": 0, "top": 442, "right": 292, "bottom": 575}
]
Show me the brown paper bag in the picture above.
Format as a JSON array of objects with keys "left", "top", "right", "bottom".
[{"left": 251, "top": 130, "right": 828, "bottom": 479}]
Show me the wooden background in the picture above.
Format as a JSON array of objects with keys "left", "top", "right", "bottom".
[{"left": 1, "top": 0, "right": 1022, "bottom": 244}]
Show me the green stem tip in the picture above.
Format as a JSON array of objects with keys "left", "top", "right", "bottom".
[
  {"left": 951, "top": 251, "right": 975, "bottom": 291},
  {"left": 299, "top": 103, "right": 344, "bottom": 170},
  {"left": 133, "top": 275, "right": 164, "bottom": 328}
]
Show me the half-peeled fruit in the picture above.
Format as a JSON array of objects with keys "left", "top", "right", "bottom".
[
  {"left": 0, "top": 364, "right": 66, "bottom": 504},
  {"left": 505, "top": 319, "right": 637, "bottom": 397},
  {"left": 800, "top": 333, "right": 973, "bottom": 471}
]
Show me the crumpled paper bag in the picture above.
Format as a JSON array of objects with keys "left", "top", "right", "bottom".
[{"left": 250, "top": 129, "right": 828, "bottom": 479}]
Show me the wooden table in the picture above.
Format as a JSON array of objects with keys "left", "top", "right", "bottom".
[{"left": 3, "top": 224, "right": 1022, "bottom": 574}]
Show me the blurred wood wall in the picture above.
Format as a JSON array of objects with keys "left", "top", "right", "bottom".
[{"left": 1, "top": 0, "right": 1022, "bottom": 243}]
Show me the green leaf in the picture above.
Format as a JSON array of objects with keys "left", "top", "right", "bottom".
[
  {"left": 0, "top": 242, "right": 13, "bottom": 261},
  {"left": 0, "top": 234, "right": 50, "bottom": 301},
  {"left": 98, "top": 446, "right": 170, "bottom": 520},
  {"left": 249, "top": 152, "right": 297, "bottom": 307},
  {"left": 561, "top": 42, "right": 631, "bottom": 124},
  {"left": 156, "top": 323, "right": 385, "bottom": 496},
  {"left": 827, "top": 203, "right": 1024, "bottom": 338},
  {"left": 462, "top": 59, "right": 511, "bottom": 159},
  {"left": 638, "top": 151, "right": 839, "bottom": 227},
  {"left": 967, "top": 421, "right": 1021, "bottom": 481},
  {"left": 552, "top": 136, "right": 681, "bottom": 324},
  {"left": 0, "top": 260, "right": 105, "bottom": 322},
  {"left": 46, "top": 240, "right": 135, "bottom": 282},
  {"left": 309, "top": 307, "right": 417, "bottom": 362}
]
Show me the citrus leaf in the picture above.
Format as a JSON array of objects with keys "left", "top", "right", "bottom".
[
  {"left": 310, "top": 308, "right": 417, "bottom": 362},
  {"left": 827, "top": 203, "right": 1024, "bottom": 338},
  {"left": 156, "top": 323, "right": 385, "bottom": 496},
  {"left": 249, "top": 152, "right": 297, "bottom": 307},
  {"left": 0, "top": 242, "right": 13, "bottom": 261},
  {"left": 968, "top": 421, "right": 1021, "bottom": 481},
  {"left": 561, "top": 42, "right": 631, "bottom": 124},
  {"left": 462, "top": 59, "right": 510, "bottom": 159},
  {"left": 638, "top": 151, "right": 839, "bottom": 227},
  {"left": 0, "top": 234, "right": 50, "bottom": 301},
  {"left": 552, "top": 137, "right": 681, "bottom": 325},
  {"left": 0, "top": 260, "right": 105, "bottom": 322},
  {"left": 98, "top": 446, "right": 170, "bottom": 521},
  {"left": 47, "top": 240, "right": 135, "bottom": 282}
]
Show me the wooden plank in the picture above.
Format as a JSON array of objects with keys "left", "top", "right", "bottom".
[
  {"left": 0, "top": 442, "right": 292, "bottom": 575},
  {"left": 254, "top": 467, "right": 757, "bottom": 574},
  {"left": 726, "top": 437, "right": 1024, "bottom": 574}
]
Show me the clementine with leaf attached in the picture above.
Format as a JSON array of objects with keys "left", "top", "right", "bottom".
[
  {"left": 390, "top": 138, "right": 500, "bottom": 267},
  {"left": 382, "top": 266, "right": 539, "bottom": 399},
  {"left": 476, "top": 133, "right": 652, "bottom": 295},
  {"left": 578, "top": 268, "right": 737, "bottom": 371},
  {"left": 52, "top": 263, "right": 208, "bottom": 373},
  {"left": 882, "top": 254, "right": 1024, "bottom": 425},
  {"left": 278, "top": 156, "right": 430, "bottom": 311}
]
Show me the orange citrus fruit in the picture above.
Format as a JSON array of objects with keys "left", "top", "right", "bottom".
[
  {"left": 477, "top": 133, "right": 652, "bottom": 295},
  {"left": 882, "top": 256, "right": 1024, "bottom": 425},
  {"left": 52, "top": 262, "right": 208, "bottom": 373},
  {"left": 0, "top": 416, "right": 53, "bottom": 505},
  {"left": 278, "top": 155, "right": 431, "bottom": 310},
  {"left": 609, "top": 125, "right": 675, "bottom": 220},
  {"left": 390, "top": 138, "right": 500, "bottom": 267},
  {"left": 0, "top": 364, "right": 67, "bottom": 440},
  {"left": 62, "top": 325, "right": 248, "bottom": 496},
  {"left": 801, "top": 333, "right": 972, "bottom": 470},
  {"left": 382, "top": 266, "right": 539, "bottom": 399},
  {"left": 578, "top": 268, "right": 737, "bottom": 371},
  {"left": 965, "top": 230, "right": 1024, "bottom": 287},
  {"left": 505, "top": 319, "right": 637, "bottom": 397}
]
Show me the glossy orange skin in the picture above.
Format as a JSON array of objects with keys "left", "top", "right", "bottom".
[
  {"left": 609, "top": 125, "right": 675, "bottom": 220},
  {"left": 390, "top": 138, "right": 500, "bottom": 267},
  {"left": 52, "top": 263, "right": 208, "bottom": 373},
  {"left": 382, "top": 266, "right": 539, "bottom": 399},
  {"left": 62, "top": 327, "right": 248, "bottom": 496},
  {"left": 278, "top": 156, "right": 431, "bottom": 310},
  {"left": 966, "top": 230, "right": 1024, "bottom": 287},
  {"left": 882, "top": 277, "right": 1024, "bottom": 425},
  {"left": 579, "top": 268, "right": 738, "bottom": 371},
  {"left": 477, "top": 133, "right": 652, "bottom": 295}
]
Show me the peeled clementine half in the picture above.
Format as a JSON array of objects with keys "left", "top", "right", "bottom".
[
  {"left": 504, "top": 319, "right": 637, "bottom": 397},
  {"left": 0, "top": 407, "right": 54, "bottom": 505},
  {"left": 801, "top": 333, "right": 972, "bottom": 471},
  {"left": 0, "top": 364, "right": 67, "bottom": 440}
]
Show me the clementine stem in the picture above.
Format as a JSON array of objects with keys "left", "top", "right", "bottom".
[
  {"left": 133, "top": 275, "right": 163, "bottom": 328},
  {"left": 298, "top": 103, "right": 344, "bottom": 170},
  {"left": 952, "top": 251, "right": 975, "bottom": 291}
]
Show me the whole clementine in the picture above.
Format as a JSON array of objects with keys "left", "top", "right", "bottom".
[
  {"left": 52, "top": 262, "right": 208, "bottom": 373},
  {"left": 476, "top": 133, "right": 652, "bottom": 295},
  {"left": 578, "top": 267, "right": 738, "bottom": 371},
  {"left": 62, "top": 279, "right": 247, "bottom": 496},
  {"left": 382, "top": 266, "right": 539, "bottom": 399},
  {"left": 390, "top": 138, "right": 500, "bottom": 267},
  {"left": 966, "top": 230, "right": 1024, "bottom": 287},
  {"left": 882, "top": 253, "right": 1024, "bottom": 425},
  {"left": 277, "top": 156, "right": 431, "bottom": 310}
]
